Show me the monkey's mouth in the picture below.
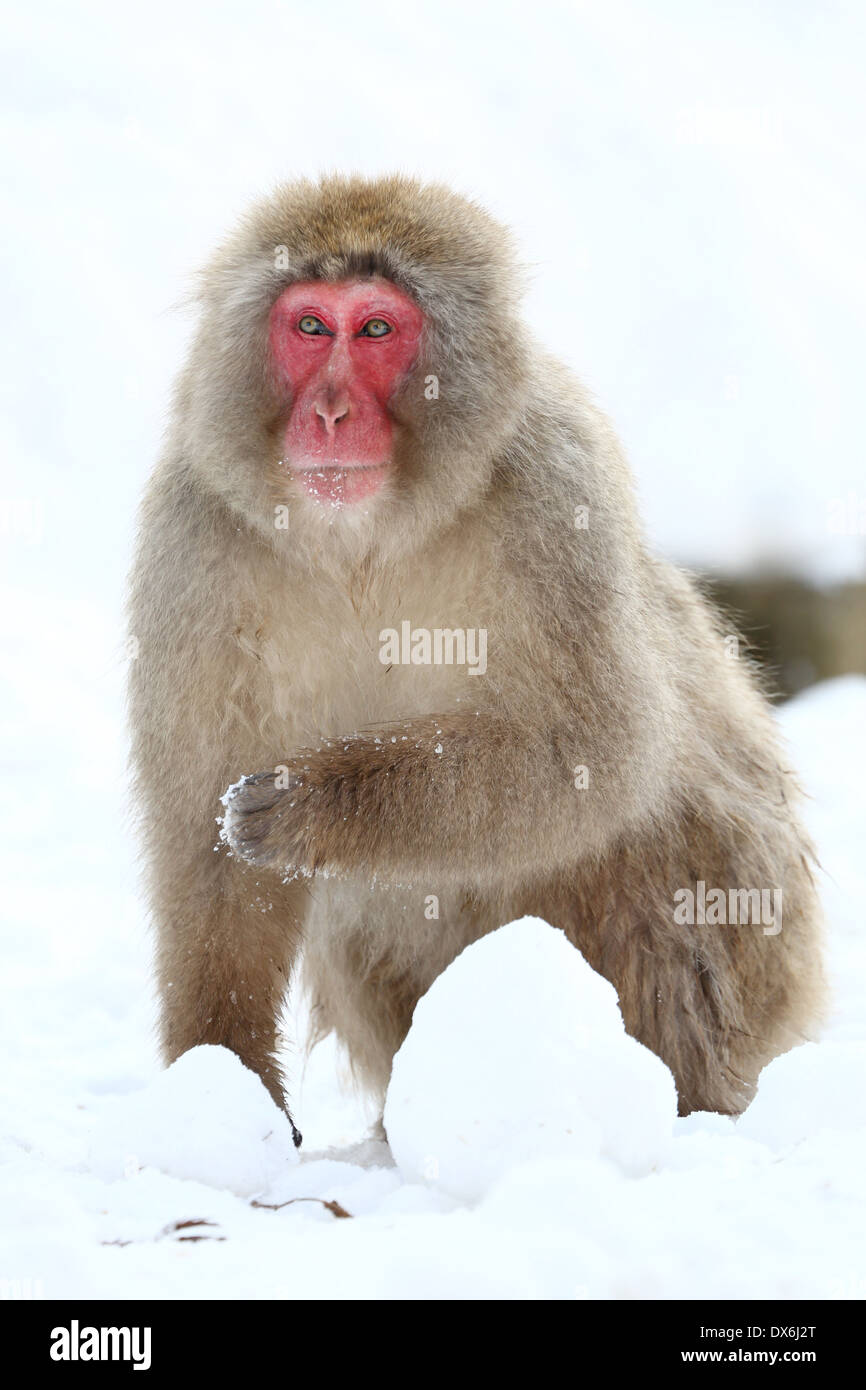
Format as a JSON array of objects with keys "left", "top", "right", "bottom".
[{"left": 292, "top": 462, "right": 390, "bottom": 507}]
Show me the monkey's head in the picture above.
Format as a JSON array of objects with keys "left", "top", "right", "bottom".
[{"left": 178, "top": 175, "right": 530, "bottom": 562}]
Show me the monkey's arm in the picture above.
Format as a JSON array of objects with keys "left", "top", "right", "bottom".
[{"left": 222, "top": 709, "right": 648, "bottom": 888}]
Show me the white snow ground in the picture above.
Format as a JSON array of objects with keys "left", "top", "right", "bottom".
[{"left": 0, "top": 672, "right": 864, "bottom": 1300}]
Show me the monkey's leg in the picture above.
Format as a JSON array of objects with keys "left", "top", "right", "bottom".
[
  {"left": 301, "top": 881, "right": 509, "bottom": 1108},
  {"left": 304, "top": 928, "right": 419, "bottom": 1106},
  {"left": 548, "top": 837, "right": 824, "bottom": 1115},
  {"left": 153, "top": 851, "right": 308, "bottom": 1142}
]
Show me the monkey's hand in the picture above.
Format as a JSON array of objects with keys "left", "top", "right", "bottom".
[
  {"left": 220, "top": 764, "right": 322, "bottom": 875},
  {"left": 221, "top": 733, "right": 406, "bottom": 876},
  {"left": 220, "top": 714, "right": 581, "bottom": 883},
  {"left": 221, "top": 723, "right": 470, "bottom": 878}
]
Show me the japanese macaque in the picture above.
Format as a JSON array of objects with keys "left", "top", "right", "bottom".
[{"left": 128, "top": 174, "right": 825, "bottom": 1143}]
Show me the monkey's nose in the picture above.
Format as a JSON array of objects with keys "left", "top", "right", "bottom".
[{"left": 314, "top": 393, "right": 350, "bottom": 435}]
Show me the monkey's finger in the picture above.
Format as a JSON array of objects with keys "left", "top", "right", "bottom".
[{"left": 223, "top": 769, "right": 294, "bottom": 815}]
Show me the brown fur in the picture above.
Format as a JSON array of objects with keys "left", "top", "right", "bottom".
[{"left": 128, "top": 173, "right": 825, "bottom": 1135}]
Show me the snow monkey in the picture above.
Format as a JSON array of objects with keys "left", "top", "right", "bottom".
[{"left": 128, "top": 174, "right": 824, "bottom": 1143}]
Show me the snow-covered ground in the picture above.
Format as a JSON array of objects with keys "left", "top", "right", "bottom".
[{"left": 1, "top": 670, "right": 864, "bottom": 1300}]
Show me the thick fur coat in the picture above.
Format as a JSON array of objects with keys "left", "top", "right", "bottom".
[{"left": 128, "top": 174, "right": 825, "bottom": 1130}]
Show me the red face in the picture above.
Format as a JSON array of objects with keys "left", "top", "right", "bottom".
[{"left": 268, "top": 278, "right": 424, "bottom": 507}]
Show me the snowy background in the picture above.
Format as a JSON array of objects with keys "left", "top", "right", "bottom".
[{"left": 1, "top": 0, "right": 865, "bottom": 1298}]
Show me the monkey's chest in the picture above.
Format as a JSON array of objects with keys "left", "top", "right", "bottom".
[{"left": 242, "top": 609, "right": 489, "bottom": 748}]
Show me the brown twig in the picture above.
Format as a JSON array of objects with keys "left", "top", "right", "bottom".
[{"left": 251, "top": 1196, "right": 352, "bottom": 1219}]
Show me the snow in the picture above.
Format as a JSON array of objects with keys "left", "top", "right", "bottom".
[
  {"left": 86, "top": 1046, "right": 299, "bottom": 1196},
  {"left": 384, "top": 919, "right": 677, "bottom": 1200},
  {"left": 737, "top": 1041, "right": 866, "bottom": 1151},
  {"left": 2, "top": 1, "right": 866, "bottom": 1300},
  {"left": 1, "top": 672, "right": 865, "bottom": 1297}
]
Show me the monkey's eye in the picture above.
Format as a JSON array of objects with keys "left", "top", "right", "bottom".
[
  {"left": 297, "top": 315, "right": 332, "bottom": 335},
  {"left": 358, "top": 318, "right": 392, "bottom": 338}
]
